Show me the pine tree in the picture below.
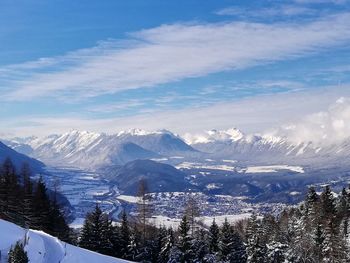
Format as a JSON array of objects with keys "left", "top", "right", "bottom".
[
  {"left": 109, "top": 224, "right": 122, "bottom": 258},
  {"left": 159, "top": 227, "right": 175, "bottom": 263},
  {"left": 322, "top": 219, "right": 345, "bottom": 262},
  {"left": 208, "top": 219, "right": 219, "bottom": 255},
  {"left": 48, "top": 191, "right": 71, "bottom": 242},
  {"left": 79, "top": 204, "right": 113, "bottom": 255},
  {"left": 337, "top": 187, "right": 349, "bottom": 219},
  {"left": 8, "top": 241, "right": 28, "bottom": 263},
  {"left": 31, "top": 177, "right": 51, "bottom": 231},
  {"left": 0, "top": 159, "right": 23, "bottom": 224},
  {"left": 246, "top": 214, "right": 266, "bottom": 263},
  {"left": 266, "top": 241, "right": 288, "bottom": 263},
  {"left": 192, "top": 228, "right": 211, "bottom": 262},
  {"left": 21, "top": 164, "right": 34, "bottom": 229},
  {"left": 177, "top": 215, "right": 195, "bottom": 263},
  {"left": 119, "top": 210, "right": 131, "bottom": 259},
  {"left": 128, "top": 226, "right": 141, "bottom": 261},
  {"left": 321, "top": 185, "right": 336, "bottom": 221},
  {"left": 219, "top": 218, "right": 233, "bottom": 261},
  {"left": 231, "top": 230, "right": 247, "bottom": 263}
]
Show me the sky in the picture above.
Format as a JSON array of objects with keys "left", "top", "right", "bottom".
[{"left": 1, "top": 0, "right": 350, "bottom": 139}]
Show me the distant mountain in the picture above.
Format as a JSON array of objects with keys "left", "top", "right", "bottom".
[
  {"left": 116, "top": 129, "right": 196, "bottom": 154},
  {"left": 4, "top": 129, "right": 195, "bottom": 169},
  {"left": 188, "top": 128, "right": 350, "bottom": 167},
  {"left": 5, "top": 127, "right": 350, "bottom": 171},
  {"left": 0, "top": 141, "right": 44, "bottom": 172},
  {"left": 102, "top": 159, "right": 192, "bottom": 195}
]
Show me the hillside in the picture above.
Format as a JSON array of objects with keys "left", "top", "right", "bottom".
[
  {"left": 102, "top": 159, "right": 191, "bottom": 195},
  {"left": 0, "top": 219, "right": 132, "bottom": 263},
  {"left": 0, "top": 141, "right": 44, "bottom": 173}
]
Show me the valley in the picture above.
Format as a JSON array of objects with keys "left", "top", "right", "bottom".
[{"left": 4, "top": 128, "right": 350, "bottom": 228}]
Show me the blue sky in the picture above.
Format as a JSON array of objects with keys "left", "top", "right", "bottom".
[{"left": 1, "top": 0, "right": 350, "bottom": 137}]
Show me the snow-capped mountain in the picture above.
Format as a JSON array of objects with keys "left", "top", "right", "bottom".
[
  {"left": 4, "top": 127, "right": 350, "bottom": 170},
  {"left": 186, "top": 128, "right": 350, "bottom": 166},
  {"left": 0, "top": 219, "right": 131, "bottom": 263},
  {"left": 5, "top": 129, "right": 195, "bottom": 169}
]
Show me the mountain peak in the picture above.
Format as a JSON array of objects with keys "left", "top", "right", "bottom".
[
  {"left": 186, "top": 127, "right": 245, "bottom": 144},
  {"left": 117, "top": 128, "right": 177, "bottom": 137}
]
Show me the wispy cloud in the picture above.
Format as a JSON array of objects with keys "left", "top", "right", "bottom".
[
  {"left": 294, "top": 0, "right": 348, "bottom": 5},
  {"left": 215, "top": 5, "right": 316, "bottom": 17},
  {"left": 87, "top": 99, "right": 146, "bottom": 113},
  {"left": 2, "top": 12, "right": 350, "bottom": 101}
]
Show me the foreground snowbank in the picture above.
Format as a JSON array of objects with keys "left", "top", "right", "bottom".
[{"left": 0, "top": 219, "right": 132, "bottom": 263}]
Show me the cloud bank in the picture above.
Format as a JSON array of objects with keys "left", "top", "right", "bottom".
[
  {"left": 274, "top": 97, "right": 350, "bottom": 145},
  {"left": 3, "top": 86, "right": 349, "bottom": 139}
]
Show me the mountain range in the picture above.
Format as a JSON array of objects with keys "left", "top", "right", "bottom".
[
  {"left": 2, "top": 127, "right": 350, "bottom": 204},
  {"left": 4, "top": 127, "right": 350, "bottom": 170}
]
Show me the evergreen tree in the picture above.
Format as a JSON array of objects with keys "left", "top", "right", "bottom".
[
  {"left": 31, "top": 177, "right": 51, "bottom": 231},
  {"left": 219, "top": 218, "right": 232, "bottom": 261},
  {"left": 192, "top": 228, "right": 211, "bottom": 262},
  {"left": 266, "top": 241, "right": 288, "bottom": 263},
  {"left": 128, "top": 226, "right": 142, "bottom": 261},
  {"left": 337, "top": 187, "right": 349, "bottom": 219},
  {"left": 79, "top": 204, "right": 113, "bottom": 255},
  {"left": 153, "top": 226, "right": 168, "bottom": 263},
  {"left": 119, "top": 210, "right": 131, "bottom": 259},
  {"left": 48, "top": 191, "right": 71, "bottom": 242},
  {"left": 246, "top": 214, "right": 266, "bottom": 263},
  {"left": 21, "top": 164, "right": 34, "bottom": 229},
  {"left": 177, "top": 215, "right": 195, "bottom": 262},
  {"left": 208, "top": 219, "right": 219, "bottom": 255},
  {"left": 0, "top": 159, "right": 23, "bottom": 223},
  {"left": 322, "top": 220, "right": 345, "bottom": 262},
  {"left": 321, "top": 185, "right": 336, "bottom": 221},
  {"left": 230, "top": 230, "right": 247, "bottom": 263},
  {"left": 109, "top": 225, "right": 122, "bottom": 258},
  {"left": 159, "top": 227, "right": 175, "bottom": 263},
  {"left": 8, "top": 241, "right": 28, "bottom": 263}
]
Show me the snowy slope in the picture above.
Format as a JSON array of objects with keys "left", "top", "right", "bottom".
[{"left": 0, "top": 219, "right": 132, "bottom": 263}]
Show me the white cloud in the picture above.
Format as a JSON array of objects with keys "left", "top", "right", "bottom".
[
  {"left": 2, "top": 12, "right": 350, "bottom": 101},
  {"left": 3, "top": 85, "right": 349, "bottom": 138},
  {"left": 215, "top": 5, "right": 315, "bottom": 17},
  {"left": 294, "top": 0, "right": 348, "bottom": 4},
  {"left": 274, "top": 96, "right": 350, "bottom": 145}
]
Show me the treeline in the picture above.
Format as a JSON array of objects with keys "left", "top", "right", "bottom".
[
  {"left": 79, "top": 184, "right": 350, "bottom": 263},
  {"left": 0, "top": 158, "right": 71, "bottom": 242}
]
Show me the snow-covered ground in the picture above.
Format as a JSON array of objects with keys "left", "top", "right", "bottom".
[
  {"left": 149, "top": 213, "right": 252, "bottom": 229},
  {"left": 239, "top": 165, "right": 304, "bottom": 174},
  {"left": 176, "top": 162, "right": 236, "bottom": 172},
  {"left": 0, "top": 220, "right": 132, "bottom": 263},
  {"left": 116, "top": 195, "right": 140, "bottom": 203}
]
